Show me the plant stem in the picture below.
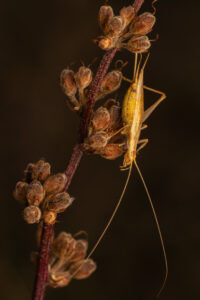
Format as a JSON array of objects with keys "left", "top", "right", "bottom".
[{"left": 32, "top": 1, "right": 144, "bottom": 299}]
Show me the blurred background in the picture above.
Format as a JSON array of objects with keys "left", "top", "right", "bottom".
[{"left": 1, "top": 0, "right": 200, "bottom": 299}]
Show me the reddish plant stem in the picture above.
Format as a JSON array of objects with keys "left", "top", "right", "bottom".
[
  {"left": 32, "top": 224, "right": 54, "bottom": 300},
  {"left": 32, "top": 1, "right": 144, "bottom": 299}
]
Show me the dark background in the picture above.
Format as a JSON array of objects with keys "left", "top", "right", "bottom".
[{"left": 1, "top": 0, "right": 199, "bottom": 299}]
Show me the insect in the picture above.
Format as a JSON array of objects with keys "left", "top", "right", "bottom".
[{"left": 84, "top": 53, "right": 167, "bottom": 297}]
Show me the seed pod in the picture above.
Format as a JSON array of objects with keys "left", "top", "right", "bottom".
[
  {"left": 43, "top": 211, "right": 57, "bottom": 224},
  {"left": 129, "top": 12, "right": 156, "bottom": 35},
  {"left": 69, "top": 259, "right": 97, "bottom": 280},
  {"left": 26, "top": 180, "right": 45, "bottom": 206},
  {"left": 13, "top": 181, "right": 29, "bottom": 203},
  {"left": 75, "top": 66, "right": 92, "bottom": 90},
  {"left": 48, "top": 192, "right": 74, "bottom": 213},
  {"left": 124, "top": 35, "right": 151, "bottom": 53},
  {"left": 100, "top": 143, "right": 124, "bottom": 160},
  {"left": 108, "top": 104, "right": 121, "bottom": 130},
  {"left": 60, "top": 69, "right": 77, "bottom": 97},
  {"left": 120, "top": 6, "right": 135, "bottom": 26},
  {"left": 98, "top": 5, "right": 114, "bottom": 31},
  {"left": 92, "top": 107, "right": 110, "bottom": 131},
  {"left": 86, "top": 131, "right": 109, "bottom": 150},
  {"left": 99, "top": 70, "right": 122, "bottom": 97},
  {"left": 32, "top": 160, "right": 51, "bottom": 182},
  {"left": 52, "top": 232, "right": 76, "bottom": 258},
  {"left": 70, "top": 239, "right": 88, "bottom": 263},
  {"left": 23, "top": 205, "right": 41, "bottom": 224},
  {"left": 105, "top": 16, "right": 125, "bottom": 37},
  {"left": 24, "top": 163, "right": 35, "bottom": 183},
  {"left": 98, "top": 36, "right": 114, "bottom": 50},
  {"left": 43, "top": 173, "right": 67, "bottom": 195},
  {"left": 48, "top": 271, "right": 71, "bottom": 288}
]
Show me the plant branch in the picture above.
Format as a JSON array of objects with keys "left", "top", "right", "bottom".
[{"left": 32, "top": 1, "right": 144, "bottom": 299}]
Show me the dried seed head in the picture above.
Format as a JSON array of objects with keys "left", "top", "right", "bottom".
[
  {"left": 98, "top": 5, "right": 114, "bottom": 31},
  {"left": 60, "top": 69, "right": 77, "bottom": 97},
  {"left": 52, "top": 232, "right": 76, "bottom": 258},
  {"left": 109, "top": 106, "right": 121, "bottom": 129},
  {"left": 24, "top": 163, "right": 35, "bottom": 183},
  {"left": 85, "top": 131, "right": 109, "bottom": 150},
  {"left": 125, "top": 35, "right": 151, "bottom": 53},
  {"left": 13, "top": 181, "right": 29, "bottom": 203},
  {"left": 26, "top": 180, "right": 45, "bottom": 206},
  {"left": 100, "top": 143, "right": 124, "bottom": 160},
  {"left": 48, "top": 271, "right": 71, "bottom": 288},
  {"left": 75, "top": 66, "right": 92, "bottom": 90},
  {"left": 69, "top": 259, "right": 97, "bottom": 280},
  {"left": 43, "top": 211, "right": 57, "bottom": 224},
  {"left": 105, "top": 16, "right": 125, "bottom": 37},
  {"left": 120, "top": 6, "right": 135, "bottom": 26},
  {"left": 70, "top": 239, "right": 88, "bottom": 262},
  {"left": 92, "top": 107, "right": 110, "bottom": 131},
  {"left": 32, "top": 160, "right": 51, "bottom": 182},
  {"left": 129, "top": 12, "right": 156, "bottom": 35},
  {"left": 43, "top": 173, "right": 67, "bottom": 195},
  {"left": 23, "top": 205, "right": 41, "bottom": 224},
  {"left": 98, "top": 36, "right": 114, "bottom": 50},
  {"left": 48, "top": 192, "right": 74, "bottom": 213},
  {"left": 99, "top": 70, "right": 122, "bottom": 96}
]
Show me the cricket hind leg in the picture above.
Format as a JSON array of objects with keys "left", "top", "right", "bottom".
[
  {"left": 142, "top": 85, "right": 166, "bottom": 123},
  {"left": 137, "top": 138, "right": 149, "bottom": 153}
]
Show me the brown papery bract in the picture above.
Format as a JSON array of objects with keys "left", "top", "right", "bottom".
[
  {"left": 98, "top": 5, "right": 114, "bottom": 31},
  {"left": 23, "top": 205, "right": 41, "bottom": 224},
  {"left": 129, "top": 12, "right": 156, "bottom": 35}
]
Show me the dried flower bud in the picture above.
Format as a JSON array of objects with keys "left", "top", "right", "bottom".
[
  {"left": 108, "top": 104, "right": 121, "bottom": 129},
  {"left": 23, "top": 205, "right": 41, "bottom": 224},
  {"left": 24, "top": 163, "right": 35, "bottom": 183},
  {"left": 124, "top": 35, "right": 151, "bottom": 53},
  {"left": 100, "top": 144, "right": 124, "bottom": 160},
  {"left": 98, "top": 36, "right": 114, "bottom": 50},
  {"left": 32, "top": 160, "right": 51, "bottom": 181},
  {"left": 98, "top": 5, "right": 114, "bottom": 31},
  {"left": 92, "top": 107, "right": 110, "bottom": 131},
  {"left": 120, "top": 6, "right": 135, "bottom": 26},
  {"left": 52, "top": 232, "right": 76, "bottom": 258},
  {"left": 43, "top": 173, "right": 67, "bottom": 195},
  {"left": 26, "top": 180, "right": 45, "bottom": 206},
  {"left": 43, "top": 211, "right": 57, "bottom": 224},
  {"left": 85, "top": 131, "right": 109, "bottom": 150},
  {"left": 60, "top": 69, "right": 77, "bottom": 97},
  {"left": 48, "top": 192, "right": 74, "bottom": 213},
  {"left": 105, "top": 16, "right": 125, "bottom": 37},
  {"left": 13, "top": 181, "right": 29, "bottom": 203},
  {"left": 69, "top": 259, "right": 96, "bottom": 280},
  {"left": 48, "top": 271, "right": 71, "bottom": 288},
  {"left": 70, "top": 240, "right": 88, "bottom": 262},
  {"left": 99, "top": 70, "right": 122, "bottom": 97},
  {"left": 129, "top": 12, "right": 156, "bottom": 35},
  {"left": 75, "top": 66, "right": 92, "bottom": 90}
]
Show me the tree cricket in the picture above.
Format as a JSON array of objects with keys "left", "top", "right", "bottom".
[{"left": 85, "top": 53, "right": 167, "bottom": 297}]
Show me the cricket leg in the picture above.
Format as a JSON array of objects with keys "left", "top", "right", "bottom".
[
  {"left": 141, "top": 124, "right": 148, "bottom": 130},
  {"left": 142, "top": 85, "right": 166, "bottom": 122},
  {"left": 137, "top": 138, "right": 149, "bottom": 153}
]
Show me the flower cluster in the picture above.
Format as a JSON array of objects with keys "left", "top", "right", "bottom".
[
  {"left": 48, "top": 232, "right": 96, "bottom": 288},
  {"left": 83, "top": 98, "right": 127, "bottom": 160},
  {"left": 13, "top": 160, "right": 73, "bottom": 224},
  {"left": 97, "top": 4, "right": 156, "bottom": 53},
  {"left": 60, "top": 65, "right": 123, "bottom": 112}
]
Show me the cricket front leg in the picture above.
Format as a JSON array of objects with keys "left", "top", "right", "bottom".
[{"left": 142, "top": 85, "right": 166, "bottom": 123}]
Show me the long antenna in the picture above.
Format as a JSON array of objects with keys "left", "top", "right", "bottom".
[
  {"left": 134, "top": 160, "right": 168, "bottom": 297},
  {"left": 86, "top": 163, "right": 133, "bottom": 260}
]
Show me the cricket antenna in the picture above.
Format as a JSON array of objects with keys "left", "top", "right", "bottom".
[
  {"left": 134, "top": 159, "right": 168, "bottom": 297},
  {"left": 85, "top": 163, "right": 133, "bottom": 260}
]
